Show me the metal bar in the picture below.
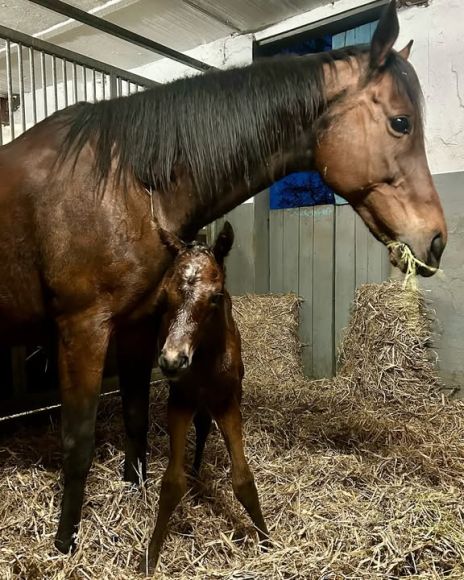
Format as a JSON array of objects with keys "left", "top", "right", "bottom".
[
  {"left": 62, "top": 59, "right": 68, "bottom": 107},
  {"left": 40, "top": 50, "right": 47, "bottom": 118},
  {"left": 52, "top": 55, "right": 58, "bottom": 111},
  {"left": 82, "top": 66, "right": 87, "bottom": 101},
  {"left": 117, "top": 76, "right": 122, "bottom": 98},
  {"left": 27, "top": 0, "right": 214, "bottom": 72},
  {"left": 5, "top": 40, "right": 15, "bottom": 139},
  {"left": 92, "top": 68, "right": 96, "bottom": 102},
  {"left": 28, "top": 47, "right": 37, "bottom": 124},
  {"left": 17, "top": 43, "right": 26, "bottom": 133},
  {"left": 0, "top": 24, "right": 159, "bottom": 88},
  {"left": 109, "top": 73, "right": 117, "bottom": 99},
  {"left": 72, "top": 61, "right": 78, "bottom": 103},
  {"left": 101, "top": 72, "right": 106, "bottom": 100}
]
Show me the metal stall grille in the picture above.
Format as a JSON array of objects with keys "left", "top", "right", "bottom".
[{"left": 0, "top": 24, "right": 158, "bottom": 145}]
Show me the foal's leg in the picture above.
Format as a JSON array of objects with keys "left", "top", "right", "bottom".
[
  {"left": 55, "top": 310, "right": 111, "bottom": 553},
  {"left": 116, "top": 321, "right": 156, "bottom": 484},
  {"left": 216, "top": 398, "right": 269, "bottom": 545},
  {"left": 140, "top": 403, "right": 194, "bottom": 575},
  {"left": 192, "top": 410, "right": 212, "bottom": 476}
]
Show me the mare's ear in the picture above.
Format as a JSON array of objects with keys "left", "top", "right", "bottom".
[
  {"left": 398, "top": 39, "right": 413, "bottom": 61},
  {"left": 213, "top": 221, "right": 234, "bottom": 264},
  {"left": 370, "top": 0, "right": 400, "bottom": 70},
  {"left": 158, "top": 227, "right": 184, "bottom": 256}
]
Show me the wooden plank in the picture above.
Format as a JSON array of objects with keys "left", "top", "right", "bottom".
[
  {"left": 355, "top": 213, "right": 369, "bottom": 286},
  {"left": 367, "top": 234, "right": 383, "bottom": 283},
  {"left": 298, "top": 207, "right": 314, "bottom": 377},
  {"left": 225, "top": 205, "right": 254, "bottom": 295},
  {"left": 269, "top": 209, "right": 284, "bottom": 293},
  {"left": 312, "top": 205, "right": 335, "bottom": 378},
  {"left": 282, "top": 209, "right": 300, "bottom": 293},
  {"left": 381, "top": 246, "right": 392, "bottom": 281},
  {"left": 334, "top": 206, "right": 356, "bottom": 358},
  {"left": 353, "top": 22, "right": 375, "bottom": 45},
  {"left": 253, "top": 190, "right": 270, "bottom": 294},
  {"left": 332, "top": 30, "right": 346, "bottom": 49}
]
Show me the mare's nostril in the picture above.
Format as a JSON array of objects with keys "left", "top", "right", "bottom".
[{"left": 431, "top": 233, "right": 445, "bottom": 262}]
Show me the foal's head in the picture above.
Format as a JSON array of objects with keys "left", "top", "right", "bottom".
[{"left": 157, "top": 222, "right": 234, "bottom": 379}]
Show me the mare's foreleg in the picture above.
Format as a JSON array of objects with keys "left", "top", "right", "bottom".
[{"left": 55, "top": 309, "right": 111, "bottom": 553}]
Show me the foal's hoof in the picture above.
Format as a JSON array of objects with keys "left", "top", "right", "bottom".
[{"left": 54, "top": 533, "right": 76, "bottom": 555}]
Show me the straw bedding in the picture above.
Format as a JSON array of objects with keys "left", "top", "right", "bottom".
[{"left": 1, "top": 282, "right": 464, "bottom": 579}]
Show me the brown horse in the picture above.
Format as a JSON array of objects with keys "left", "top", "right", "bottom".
[
  {"left": 0, "top": 0, "right": 446, "bottom": 554},
  {"left": 140, "top": 221, "right": 268, "bottom": 574}
]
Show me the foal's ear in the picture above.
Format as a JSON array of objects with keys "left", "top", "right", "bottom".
[
  {"left": 398, "top": 39, "right": 413, "bottom": 61},
  {"left": 213, "top": 221, "right": 234, "bottom": 263},
  {"left": 370, "top": 0, "right": 400, "bottom": 70},
  {"left": 158, "top": 227, "right": 184, "bottom": 256}
]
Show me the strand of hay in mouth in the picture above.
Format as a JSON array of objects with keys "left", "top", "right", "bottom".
[
  {"left": 2, "top": 287, "right": 464, "bottom": 579},
  {"left": 387, "top": 241, "right": 440, "bottom": 289}
]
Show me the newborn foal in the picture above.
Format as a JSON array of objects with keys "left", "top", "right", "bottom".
[{"left": 141, "top": 222, "right": 268, "bottom": 574}]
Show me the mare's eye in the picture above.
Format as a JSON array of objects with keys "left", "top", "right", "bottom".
[
  {"left": 390, "top": 116, "right": 411, "bottom": 135},
  {"left": 210, "top": 293, "right": 222, "bottom": 306}
]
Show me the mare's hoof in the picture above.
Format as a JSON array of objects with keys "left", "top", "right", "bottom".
[
  {"left": 259, "top": 536, "right": 272, "bottom": 552},
  {"left": 123, "top": 464, "right": 146, "bottom": 487},
  {"left": 54, "top": 533, "right": 76, "bottom": 554}
]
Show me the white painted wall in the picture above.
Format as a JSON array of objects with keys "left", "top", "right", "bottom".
[{"left": 130, "top": 33, "right": 253, "bottom": 84}]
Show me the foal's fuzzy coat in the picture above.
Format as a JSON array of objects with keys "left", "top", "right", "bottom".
[{"left": 141, "top": 222, "right": 268, "bottom": 574}]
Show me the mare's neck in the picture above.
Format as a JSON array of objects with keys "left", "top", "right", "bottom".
[{"left": 154, "top": 56, "right": 362, "bottom": 239}]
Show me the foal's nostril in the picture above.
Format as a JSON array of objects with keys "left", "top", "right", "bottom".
[
  {"left": 158, "top": 352, "right": 189, "bottom": 374},
  {"left": 158, "top": 353, "right": 168, "bottom": 370},
  {"left": 178, "top": 354, "right": 189, "bottom": 369},
  {"left": 431, "top": 233, "right": 445, "bottom": 262}
]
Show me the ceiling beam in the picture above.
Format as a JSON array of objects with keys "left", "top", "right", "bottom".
[
  {"left": 182, "top": 0, "right": 242, "bottom": 33},
  {"left": 27, "top": 0, "right": 216, "bottom": 72}
]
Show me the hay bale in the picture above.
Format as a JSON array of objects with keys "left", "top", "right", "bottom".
[
  {"left": 232, "top": 294, "right": 303, "bottom": 384},
  {"left": 338, "top": 281, "right": 441, "bottom": 405},
  {"left": 1, "top": 286, "right": 464, "bottom": 579}
]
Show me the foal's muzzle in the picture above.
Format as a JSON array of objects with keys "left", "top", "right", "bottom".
[{"left": 158, "top": 350, "right": 190, "bottom": 378}]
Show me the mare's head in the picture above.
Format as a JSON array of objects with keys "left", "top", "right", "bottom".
[
  {"left": 314, "top": 0, "right": 446, "bottom": 275},
  {"left": 156, "top": 222, "right": 234, "bottom": 379}
]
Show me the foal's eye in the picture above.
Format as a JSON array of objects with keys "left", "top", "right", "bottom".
[
  {"left": 390, "top": 116, "right": 411, "bottom": 135},
  {"left": 210, "top": 293, "right": 222, "bottom": 306}
]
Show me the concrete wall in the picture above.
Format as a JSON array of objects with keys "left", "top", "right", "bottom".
[{"left": 423, "top": 172, "right": 464, "bottom": 390}]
